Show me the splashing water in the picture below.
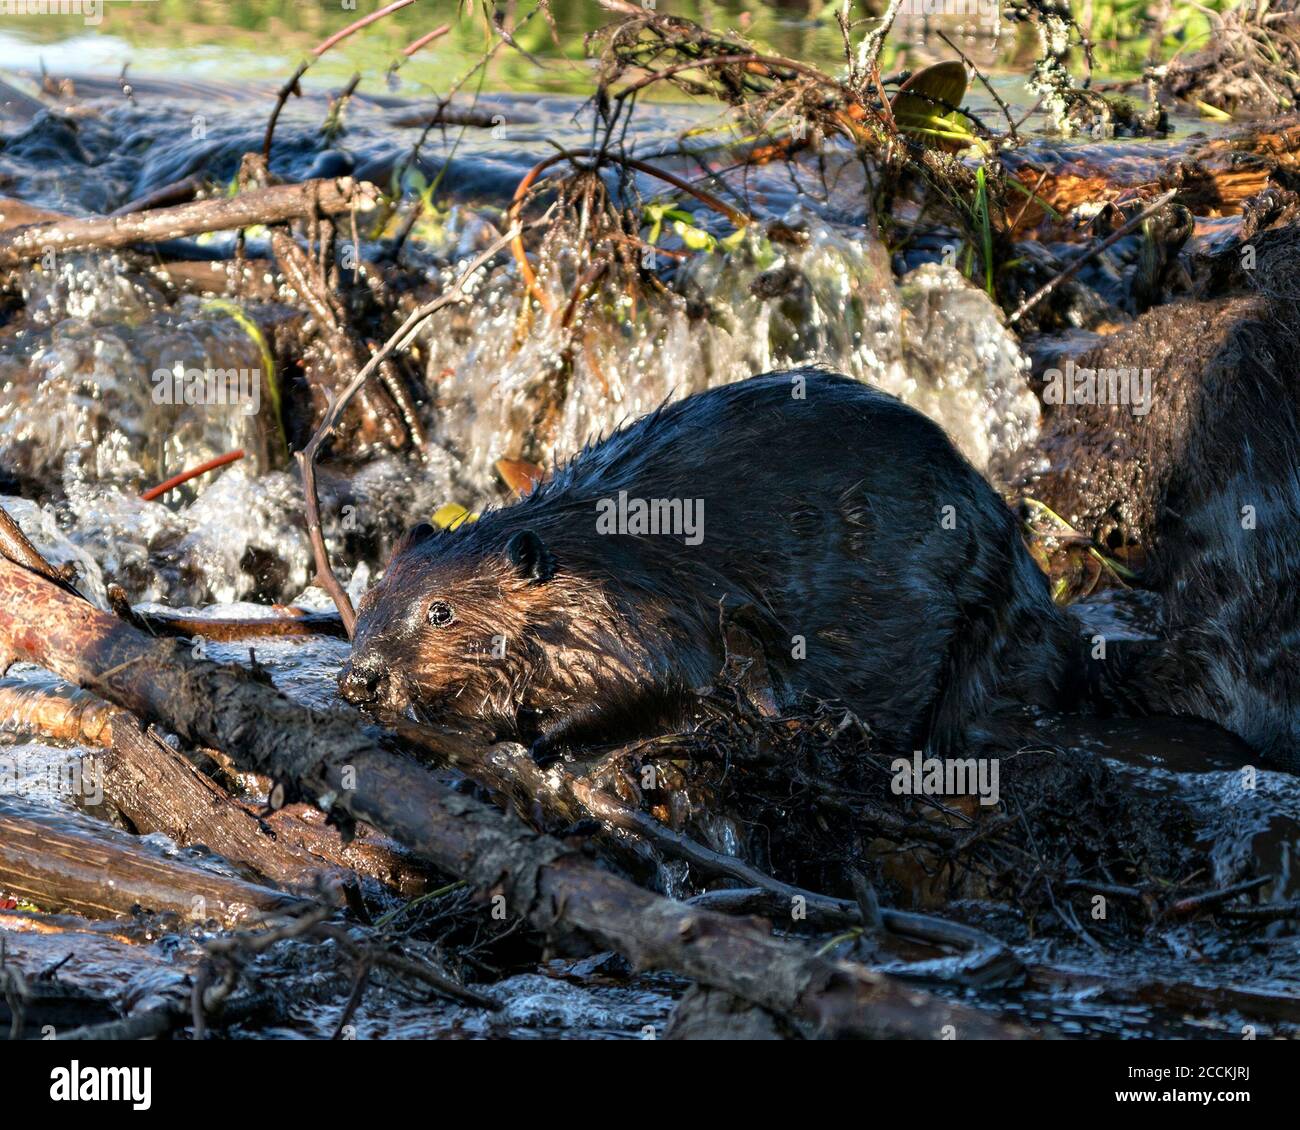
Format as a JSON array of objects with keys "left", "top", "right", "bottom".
[
  {"left": 418, "top": 213, "right": 1038, "bottom": 500},
  {"left": 0, "top": 261, "right": 275, "bottom": 491}
]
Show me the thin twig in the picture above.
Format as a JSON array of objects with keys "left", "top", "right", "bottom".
[
  {"left": 857, "top": 0, "right": 906, "bottom": 85},
  {"left": 403, "top": 23, "right": 452, "bottom": 57},
  {"left": 263, "top": 60, "right": 309, "bottom": 164},
  {"left": 0, "top": 504, "right": 66, "bottom": 587},
  {"left": 313, "top": 0, "right": 418, "bottom": 57},
  {"left": 1008, "top": 189, "right": 1177, "bottom": 324},
  {"left": 298, "top": 227, "right": 518, "bottom": 636},
  {"left": 141, "top": 450, "right": 245, "bottom": 502},
  {"left": 612, "top": 52, "right": 849, "bottom": 103},
  {"left": 936, "top": 31, "right": 1020, "bottom": 144}
]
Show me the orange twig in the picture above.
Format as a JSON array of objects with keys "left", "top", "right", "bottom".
[
  {"left": 313, "top": 0, "right": 418, "bottom": 57},
  {"left": 403, "top": 23, "right": 451, "bottom": 57},
  {"left": 141, "top": 450, "right": 245, "bottom": 502}
]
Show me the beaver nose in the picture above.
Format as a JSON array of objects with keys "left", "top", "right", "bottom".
[{"left": 338, "top": 660, "right": 387, "bottom": 705}]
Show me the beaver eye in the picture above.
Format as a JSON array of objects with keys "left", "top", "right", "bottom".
[{"left": 427, "top": 600, "right": 455, "bottom": 628}]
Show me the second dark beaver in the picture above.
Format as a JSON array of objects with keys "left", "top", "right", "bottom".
[
  {"left": 999, "top": 222, "right": 1300, "bottom": 770},
  {"left": 339, "top": 369, "right": 1079, "bottom": 755}
]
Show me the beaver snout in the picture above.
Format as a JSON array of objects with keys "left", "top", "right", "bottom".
[{"left": 338, "top": 657, "right": 391, "bottom": 707}]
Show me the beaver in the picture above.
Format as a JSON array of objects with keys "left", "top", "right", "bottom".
[
  {"left": 998, "top": 223, "right": 1300, "bottom": 769},
  {"left": 339, "top": 368, "right": 1080, "bottom": 756}
]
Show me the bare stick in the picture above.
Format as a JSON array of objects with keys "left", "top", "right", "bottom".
[
  {"left": 857, "top": 0, "right": 906, "bottom": 83},
  {"left": 1008, "top": 189, "right": 1177, "bottom": 324},
  {"left": 0, "top": 506, "right": 65, "bottom": 587},
  {"left": 109, "top": 173, "right": 204, "bottom": 218},
  {"left": 403, "top": 23, "right": 452, "bottom": 57},
  {"left": 298, "top": 227, "right": 518, "bottom": 636},
  {"left": 936, "top": 31, "right": 1021, "bottom": 144},
  {"left": 612, "top": 52, "right": 850, "bottom": 102},
  {"left": 263, "top": 60, "right": 309, "bottom": 164},
  {"left": 140, "top": 449, "right": 244, "bottom": 502},
  {"left": 314, "top": 0, "right": 417, "bottom": 57},
  {"left": 0, "top": 177, "right": 377, "bottom": 268}
]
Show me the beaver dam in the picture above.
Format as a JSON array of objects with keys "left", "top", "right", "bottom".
[{"left": 0, "top": 0, "right": 1298, "bottom": 1047}]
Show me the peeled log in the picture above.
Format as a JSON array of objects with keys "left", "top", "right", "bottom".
[
  {"left": 0, "top": 177, "right": 376, "bottom": 268},
  {"left": 0, "top": 796, "right": 305, "bottom": 926},
  {"left": 0, "top": 679, "right": 431, "bottom": 896}
]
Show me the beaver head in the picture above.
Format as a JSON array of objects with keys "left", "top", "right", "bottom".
[{"left": 338, "top": 521, "right": 564, "bottom": 729}]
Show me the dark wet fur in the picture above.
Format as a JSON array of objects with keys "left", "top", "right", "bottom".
[
  {"left": 1003, "top": 228, "right": 1300, "bottom": 769},
  {"left": 1140, "top": 309, "right": 1300, "bottom": 768},
  {"left": 341, "top": 369, "right": 1078, "bottom": 755}
]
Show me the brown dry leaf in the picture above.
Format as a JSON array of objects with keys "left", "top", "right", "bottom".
[{"left": 495, "top": 457, "right": 547, "bottom": 496}]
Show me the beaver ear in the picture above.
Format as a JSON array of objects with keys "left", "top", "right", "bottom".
[
  {"left": 506, "top": 530, "right": 555, "bottom": 584},
  {"left": 392, "top": 522, "right": 436, "bottom": 557}
]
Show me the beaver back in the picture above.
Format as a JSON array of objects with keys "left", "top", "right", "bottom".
[{"left": 346, "top": 368, "right": 1077, "bottom": 752}]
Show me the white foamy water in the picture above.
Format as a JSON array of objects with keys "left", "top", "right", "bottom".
[
  {"left": 0, "top": 214, "right": 1036, "bottom": 605},
  {"left": 418, "top": 213, "right": 1037, "bottom": 493}
]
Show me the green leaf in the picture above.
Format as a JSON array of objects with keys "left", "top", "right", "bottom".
[
  {"left": 975, "top": 164, "right": 994, "bottom": 297},
  {"left": 890, "top": 61, "right": 970, "bottom": 143},
  {"left": 673, "top": 219, "right": 717, "bottom": 252}
]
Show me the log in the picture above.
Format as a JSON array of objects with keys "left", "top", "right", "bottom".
[
  {"left": 135, "top": 606, "right": 346, "bottom": 640},
  {"left": 0, "top": 196, "right": 66, "bottom": 234},
  {"left": 0, "top": 908, "right": 155, "bottom": 945},
  {"left": 0, "top": 796, "right": 307, "bottom": 926},
  {"left": 0, "top": 552, "right": 1037, "bottom": 1038},
  {"left": 0, "top": 177, "right": 377, "bottom": 268},
  {"left": 147, "top": 258, "right": 280, "bottom": 301},
  {"left": 0, "top": 679, "right": 431, "bottom": 895}
]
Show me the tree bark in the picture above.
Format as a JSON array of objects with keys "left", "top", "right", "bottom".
[
  {"left": 0, "top": 796, "right": 307, "bottom": 926},
  {"left": 0, "top": 679, "right": 431, "bottom": 895},
  {"left": 0, "top": 177, "right": 376, "bottom": 268}
]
